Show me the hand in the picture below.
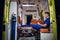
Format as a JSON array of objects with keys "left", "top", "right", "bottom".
[
  {"left": 37, "top": 22, "right": 40, "bottom": 25},
  {"left": 37, "top": 22, "right": 42, "bottom": 25}
]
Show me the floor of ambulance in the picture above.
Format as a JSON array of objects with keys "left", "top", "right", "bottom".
[{"left": 18, "top": 33, "right": 53, "bottom": 40}]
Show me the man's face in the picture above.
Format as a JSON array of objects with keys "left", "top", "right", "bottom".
[{"left": 43, "top": 13, "right": 48, "bottom": 18}]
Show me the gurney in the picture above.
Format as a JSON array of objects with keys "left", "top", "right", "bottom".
[
  {"left": 17, "top": 19, "right": 50, "bottom": 40},
  {"left": 18, "top": 26, "right": 40, "bottom": 40}
]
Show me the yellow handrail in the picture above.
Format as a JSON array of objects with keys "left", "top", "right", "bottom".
[
  {"left": 2, "top": 0, "right": 10, "bottom": 40},
  {"left": 48, "top": 0, "right": 57, "bottom": 40}
]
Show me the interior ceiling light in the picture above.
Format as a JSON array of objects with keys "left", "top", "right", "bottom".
[{"left": 22, "top": 4, "right": 36, "bottom": 6}]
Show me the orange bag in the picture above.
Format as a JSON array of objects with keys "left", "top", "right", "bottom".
[
  {"left": 30, "top": 19, "right": 37, "bottom": 24},
  {"left": 37, "top": 19, "right": 43, "bottom": 24}
]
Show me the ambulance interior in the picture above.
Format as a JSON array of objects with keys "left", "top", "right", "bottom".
[{"left": 9, "top": 0, "right": 53, "bottom": 40}]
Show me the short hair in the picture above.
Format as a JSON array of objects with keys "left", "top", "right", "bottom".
[{"left": 45, "top": 12, "right": 50, "bottom": 16}]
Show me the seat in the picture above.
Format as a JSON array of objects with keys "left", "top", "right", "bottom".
[
  {"left": 37, "top": 19, "right": 49, "bottom": 33},
  {"left": 37, "top": 19, "right": 43, "bottom": 24},
  {"left": 30, "top": 19, "right": 37, "bottom": 24},
  {"left": 40, "top": 28, "right": 49, "bottom": 33},
  {"left": 40, "top": 24, "right": 50, "bottom": 33}
]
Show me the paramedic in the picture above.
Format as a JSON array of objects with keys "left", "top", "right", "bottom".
[{"left": 22, "top": 12, "right": 50, "bottom": 30}]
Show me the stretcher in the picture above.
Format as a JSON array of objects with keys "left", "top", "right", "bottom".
[{"left": 18, "top": 27, "right": 40, "bottom": 40}]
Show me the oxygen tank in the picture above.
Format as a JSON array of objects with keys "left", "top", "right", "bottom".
[{"left": 11, "top": 14, "right": 16, "bottom": 40}]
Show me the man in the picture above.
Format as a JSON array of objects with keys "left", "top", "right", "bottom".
[
  {"left": 21, "top": 12, "right": 50, "bottom": 31},
  {"left": 37, "top": 12, "right": 50, "bottom": 30}
]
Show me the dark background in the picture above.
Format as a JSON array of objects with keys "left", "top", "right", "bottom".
[
  {"left": 0, "top": 0, "right": 5, "bottom": 40},
  {"left": 0, "top": 0, "right": 60, "bottom": 40},
  {"left": 55, "top": 0, "right": 60, "bottom": 40}
]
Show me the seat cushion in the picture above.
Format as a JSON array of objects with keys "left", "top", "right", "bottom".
[{"left": 40, "top": 28, "right": 49, "bottom": 33}]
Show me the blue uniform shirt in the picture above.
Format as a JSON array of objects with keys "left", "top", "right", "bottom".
[{"left": 43, "top": 18, "right": 50, "bottom": 28}]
